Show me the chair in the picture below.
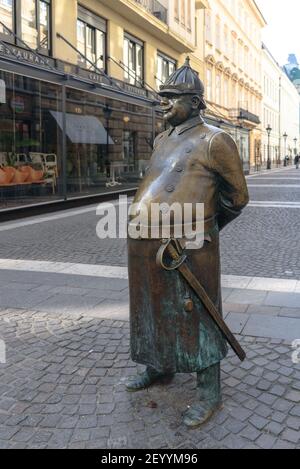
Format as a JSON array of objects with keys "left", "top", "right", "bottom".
[
  {"left": 44, "top": 154, "right": 58, "bottom": 194},
  {"left": 29, "top": 153, "right": 45, "bottom": 169},
  {"left": 44, "top": 154, "right": 58, "bottom": 176},
  {"left": 15, "top": 154, "right": 30, "bottom": 166},
  {"left": 0, "top": 152, "right": 7, "bottom": 166}
]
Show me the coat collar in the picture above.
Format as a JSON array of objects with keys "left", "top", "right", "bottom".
[{"left": 168, "top": 114, "right": 204, "bottom": 136}]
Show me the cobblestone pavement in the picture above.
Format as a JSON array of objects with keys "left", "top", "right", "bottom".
[
  {"left": 0, "top": 167, "right": 300, "bottom": 450},
  {"left": 0, "top": 169, "right": 300, "bottom": 279},
  {"left": 0, "top": 309, "right": 299, "bottom": 450}
]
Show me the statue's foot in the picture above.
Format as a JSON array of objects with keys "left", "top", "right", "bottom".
[
  {"left": 126, "top": 367, "right": 174, "bottom": 392},
  {"left": 183, "top": 401, "right": 221, "bottom": 428}
]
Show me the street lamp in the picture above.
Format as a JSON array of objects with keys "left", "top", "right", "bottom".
[
  {"left": 283, "top": 132, "right": 288, "bottom": 166},
  {"left": 294, "top": 138, "right": 298, "bottom": 157},
  {"left": 266, "top": 125, "right": 272, "bottom": 170}
]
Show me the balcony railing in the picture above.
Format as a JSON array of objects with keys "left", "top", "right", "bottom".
[
  {"left": 229, "top": 108, "right": 261, "bottom": 125},
  {"left": 133, "top": 0, "right": 168, "bottom": 24}
]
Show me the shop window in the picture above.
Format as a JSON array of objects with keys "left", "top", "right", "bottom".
[
  {"left": 156, "top": 53, "right": 176, "bottom": 90},
  {"left": 77, "top": 6, "right": 106, "bottom": 71},
  {"left": 0, "top": 0, "right": 51, "bottom": 53},
  {"left": 123, "top": 131, "right": 137, "bottom": 171},
  {"left": 123, "top": 34, "right": 144, "bottom": 87},
  {"left": 0, "top": 70, "right": 63, "bottom": 209}
]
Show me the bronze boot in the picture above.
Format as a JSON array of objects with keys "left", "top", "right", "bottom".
[
  {"left": 183, "top": 363, "right": 222, "bottom": 428},
  {"left": 126, "top": 366, "right": 174, "bottom": 392}
]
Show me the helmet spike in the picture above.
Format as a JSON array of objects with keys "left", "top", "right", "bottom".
[{"left": 185, "top": 56, "right": 191, "bottom": 67}]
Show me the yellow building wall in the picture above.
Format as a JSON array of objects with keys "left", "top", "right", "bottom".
[
  {"left": 52, "top": 0, "right": 78, "bottom": 64},
  {"left": 51, "top": 0, "right": 202, "bottom": 90}
]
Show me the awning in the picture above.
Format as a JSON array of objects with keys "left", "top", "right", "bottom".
[{"left": 50, "top": 111, "right": 114, "bottom": 145}]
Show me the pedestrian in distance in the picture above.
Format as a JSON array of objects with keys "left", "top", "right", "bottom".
[{"left": 294, "top": 154, "right": 299, "bottom": 169}]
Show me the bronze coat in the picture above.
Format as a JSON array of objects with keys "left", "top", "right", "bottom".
[{"left": 128, "top": 116, "right": 249, "bottom": 373}]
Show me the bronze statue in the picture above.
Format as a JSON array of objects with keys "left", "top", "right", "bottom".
[{"left": 126, "top": 58, "right": 249, "bottom": 427}]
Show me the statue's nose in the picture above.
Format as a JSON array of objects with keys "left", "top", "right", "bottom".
[{"left": 160, "top": 98, "right": 170, "bottom": 106}]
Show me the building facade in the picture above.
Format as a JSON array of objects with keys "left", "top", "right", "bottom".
[
  {"left": 0, "top": 0, "right": 199, "bottom": 211},
  {"left": 198, "top": 0, "right": 266, "bottom": 172},
  {"left": 261, "top": 45, "right": 300, "bottom": 169}
]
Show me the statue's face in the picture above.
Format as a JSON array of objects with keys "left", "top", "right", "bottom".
[{"left": 160, "top": 94, "right": 199, "bottom": 127}]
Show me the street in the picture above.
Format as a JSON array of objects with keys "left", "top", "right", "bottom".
[{"left": 0, "top": 166, "right": 299, "bottom": 448}]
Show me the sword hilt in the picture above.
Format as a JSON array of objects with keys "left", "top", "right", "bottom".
[{"left": 156, "top": 239, "right": 187, "bottom": 271}]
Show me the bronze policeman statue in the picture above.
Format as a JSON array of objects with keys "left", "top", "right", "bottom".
[{"left": 126, "top": 58, "right": 249, "bottom": 427}]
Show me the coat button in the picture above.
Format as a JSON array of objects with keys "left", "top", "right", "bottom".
[
  {"left": 166, "top": 185, "right": 175, "bottom": 193},
  {"left": 175, "top": 165, "right": 184, "bottom": 172},
  {"left": 184, "top": 298, "right": 194, "bottom": 313},
  {"left": 185, "top": 146, "right": 193, "bottom": 153}
]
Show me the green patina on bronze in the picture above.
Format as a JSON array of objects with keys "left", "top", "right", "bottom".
[{"left": 127, "top": 58, "right": 249, "bottom": 427}]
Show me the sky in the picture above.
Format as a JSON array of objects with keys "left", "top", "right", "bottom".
[{"left": 256, "top": 0, "right": 300, "bottom": 65}]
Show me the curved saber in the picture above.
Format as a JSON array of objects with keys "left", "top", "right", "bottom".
[{"left": 156, "top": 239, "right": 246, "bottom": 362}]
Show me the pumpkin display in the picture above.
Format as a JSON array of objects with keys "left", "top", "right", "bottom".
[{"left": 2, "top": 166, "right": 16, "bottom": 183}]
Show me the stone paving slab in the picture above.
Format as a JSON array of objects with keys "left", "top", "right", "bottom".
[
  {"left": 264, "top": 292, "right": 300, "bottom": 309},
  {"left": 243, "top": 315, "right": 300, "bottom": 341},
  {"left": 0, "top": 309, "right": 299, "bottom": 449},
  {"left": 225, "top": 313, "right": 250, "bottom": 334},
  {"left": 225, "top": 289, "right": 268, "bottom": 306}
]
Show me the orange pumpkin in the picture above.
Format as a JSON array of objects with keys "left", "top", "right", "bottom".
[
  {"left": 2, "top": 166, "right": 16, "bottom": 183},
  {"left": 31, "top": 169, "right": 44, "bottom": 182},
  {"left": 13, "top": 169, "right": 28, "bottom": 184},
  {"left": 20, "top": 166, "right": 32, "bottom": 182},
  {"left": 0, "top": 168, "right": 10, "bottom": 185}
]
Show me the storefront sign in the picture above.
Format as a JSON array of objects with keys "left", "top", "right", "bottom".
[
  {"left": 10, "top": 97, "right": 25, "bottom": 113},
  {"left": 0, "top": 79, "right": 5, "bottom": 104},
  {"left": 0, "top": 44, "right": 54, "bottom": 68}
]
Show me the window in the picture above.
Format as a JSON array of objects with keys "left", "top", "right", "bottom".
[
  {"left": 205, "top": 10, "right": 212, "bottom": 44},
  {"left": 39, "top": 0, "right": 50, "bottom": 50},
  {"left": 215, "top": 18, "right": 221, "bottom": 51},
  {"left": 187, "top": 0, "right": 191, "bottom": 31},
  {"left": 174, "top": 0, "right": 179, "bottom": 21},
  {"left": 216, "top": 74, "right": 221, "bottom": 105},
  {"left": 224, "top": 78, "right": 229, "bottom": 108},
  {"left": 21, "top": 0, "right": 38, "bottom": 49},
  {"left": 0, "top": 0, "right": 13, "bottom": 37},
  {"left": 156, "top": 53, "right": 176, "bottom": 90},
  {"left": 224, "top": 26, "right": 229, "bottom": 57},
  {"left": 123, "top": 131, "right": 137, "bottom": 170},
  {"left": 123, "top": 34, "right": 144, "bottom": 86},
  {"left": 0, "top": 0, "right": 51, "bottom": 53},
  {"left": 231, "top": 35, "right": 236, "bottom": 64},
  {"left": 180, "top": 0, "right": 186, "bottom": 27},
  {"left": 206, "top": 68, "right": 212, "bottom": 101},
  {"left": 77, "top": 6, "right": 106, "bottom": 71}
]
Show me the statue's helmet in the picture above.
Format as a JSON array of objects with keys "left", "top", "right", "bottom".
[{"left": 158, "top": 57, "right": 205, "bottom": 97}]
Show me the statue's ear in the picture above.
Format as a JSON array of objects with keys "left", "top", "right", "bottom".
[{"left": 191, "top": 95, "right": 201, "bottom": 110}]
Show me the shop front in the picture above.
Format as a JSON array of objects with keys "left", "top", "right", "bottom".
[{"left": 0, "top": 50, "right": 162, "bottom": 212}]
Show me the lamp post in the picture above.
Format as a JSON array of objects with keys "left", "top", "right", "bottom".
[
  {"left": 294, "top": 138, "right": 298, "bottom": 158},
  {"left": 283, "top": 132, "right": 288, "bottom": 166},
  {"left": 266, "top": 125, "right": 272, "bottom": 170},
  {"left": 103, "top": 105, "right": 113, "bottom": 178}
]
